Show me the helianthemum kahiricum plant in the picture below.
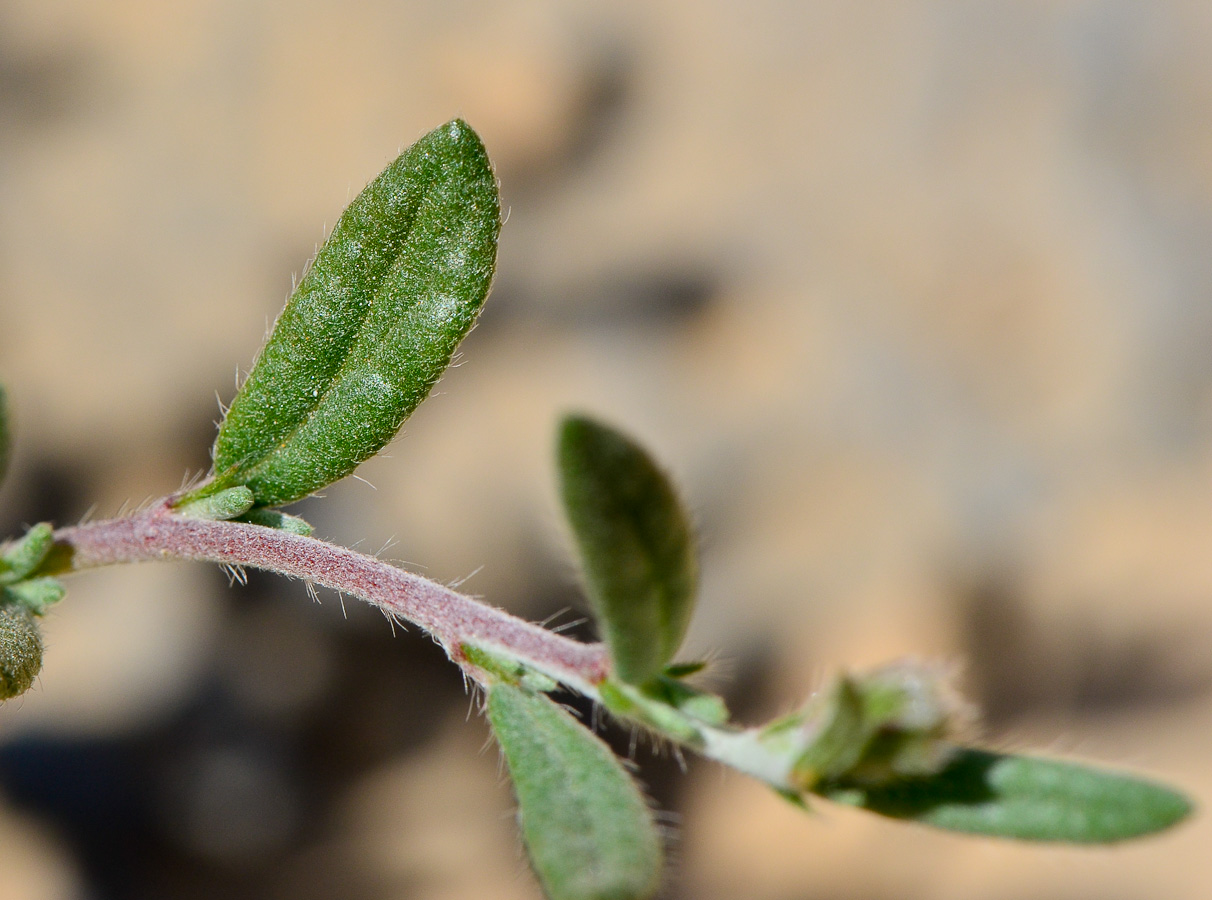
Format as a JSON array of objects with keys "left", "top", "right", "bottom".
[{"left": 0, "top": 119, "right": 1192, "bottom": 900}]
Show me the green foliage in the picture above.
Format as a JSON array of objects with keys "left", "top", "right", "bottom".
[
  {"left": 194, "top": 118, "right": 500, "bottom": 509},
  {"left": 783, "top": 663, "right": 964, "bottom": 791},
  {"left": 0, "top": 523, "right": 55, "bottom": 583},
  {"left": 0, "top": 117, "right": 1193, "bottom": 898},
  {"left": 557, "top": 415, "right": 698, "bottom": 684},
  {"left": 175, "top": 485, "right": 255, "bottom": 521},
  {"left": 820, "top": 749, "right": 1193, "bottom": 843},
  {"left": 237, "top": 508, "right": 315, "bottom": 535},
  {"left": 461, "top": 643, "right": 559, "bottom": 694},
  {"left": 4, "top": 578, "right": 65, "bottom": 616},
  {"left": 488, "top": 683, "right": 663, "bottom": 900}
]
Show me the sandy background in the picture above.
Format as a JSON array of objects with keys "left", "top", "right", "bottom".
[{"left": 1, "top": 1, "right": 1209, "bottom": 897}]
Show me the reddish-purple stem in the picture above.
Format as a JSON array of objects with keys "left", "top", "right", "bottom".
[{"left": 52, "top": 499, "right": 609, "bottom": 688}]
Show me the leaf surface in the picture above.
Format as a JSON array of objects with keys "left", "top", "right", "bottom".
[
  {"left": 206, "top": 119, "right": 499, "bottom": 507},
  {"left": 557, "top": 415, "right": 697, "bottom": 684},
  {"left": 820, "top": 748, "right": 1192, "bottom": 842},
  {"left": 488, "top": 683, "right": 662, "bottom": 900}
]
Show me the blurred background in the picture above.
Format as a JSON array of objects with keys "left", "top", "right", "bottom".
[{"left": 1, "top": 1, "right": 1210, "bottom": 897}]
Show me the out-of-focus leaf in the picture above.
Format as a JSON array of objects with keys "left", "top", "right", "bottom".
[
  {"left": 820, "top": 748, "right": 1192, "bottom": 842},
  {"left": 557, "top": 415, "right": 697, "bottom": 684},
  {"left": 197, "top": 118, "right": 499, "bottom": 508},
  {"left": 488, "top": 683, "right": 663, "bottom": 900},
  {"left": 4, "top": 578, "right": 65, "bottom": 616},
  {"left": 0, "top": 385, "right": 9, "bottom": 487}
]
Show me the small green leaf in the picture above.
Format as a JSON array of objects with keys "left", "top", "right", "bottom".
[
  {"left": 598, "top": 678, "right": 704, "bottom": 745},
  {"left": 0, "top": 384, "right": 10, "bottom": 487},
  {"left": 642, "top": 674, "right": 729, "bottom": 726},
  {"left": 461, "top": 643, "right": 559, "bottom": 693},
  {"left": 557, "top": 415, "right": 698, "bottom": 684},
  {"left": 663, "top": 660, "right": 708, "bottom": 679},
  {"left": 819, "top": 748, "right": 1193, "bottom": 843},
  {"left": 789, "top": 664, "right": 963, "bottom": 789},
  {"left": 201, "top": 118, "right": 500, "bottom": 508},
  {"left": 1, "top": 523, "right": 55, "bottom": 584},
  {"left": 4, "top": 578, "right": 65, "bottom": 616},
  {"left": 237, "top": 508, "right": 314, "bottom": 536},
  {"left": 488, "top": 683, "right": 663, "bottom": 900},
  {"left": 0, "top": 603, "right": 42, "bottom": 700},
  {"left": 789, "top": 677, "right": 869, "bottom": 789},
  {"left": 175, "top": 485, "right": 255, "bottom": 521}
]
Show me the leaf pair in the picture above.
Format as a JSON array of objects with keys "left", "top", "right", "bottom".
[
  {"left": 483, "top": 419, "right": 701, "bottom": 900},
  {"left": 183, "top": 118, "right": 500, "bottom": 512}
]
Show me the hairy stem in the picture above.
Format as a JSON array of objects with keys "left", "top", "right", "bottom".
[
  {"left": 48, "top": 498, "right": 609, "bottom": 693},
  {"left": 45, "top": 499, "right": 788, "bottom": 787}
]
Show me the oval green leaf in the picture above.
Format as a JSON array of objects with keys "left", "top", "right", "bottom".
[
  {"left": 487, "top": 683, "right": 663, "bottom": 900},
  {"left": 819, "top": 748, "right": 1193, "bottom": 843},
  {"left": 557, "top": 415, "right": 698, "bottom": 684},
  {"left": 204, "top": 118, "right": 500, "bottom": 508}
]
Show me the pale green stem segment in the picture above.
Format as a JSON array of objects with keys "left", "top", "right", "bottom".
[
  {"left": 557, "top": 415, "right": 697, "bottom": 685},
  {"left": 198, "top": 118, "right": 500, "bottom": 508},
  {"left": 487, "top": 683, "right": 663, "bottom": 900}
]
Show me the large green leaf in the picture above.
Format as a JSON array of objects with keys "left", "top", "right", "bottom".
[
  {"left": 487, "top": 683, "right": 663, "bottom": 900},
  {"left": 820, "top": 748, "right": 1192, "bottom": 842},
  {"left": 201, "top": 118, "right": 500, "bottom": 508},
  {"left": 557, "top": 415, "right": 697, "bottom": 684}
]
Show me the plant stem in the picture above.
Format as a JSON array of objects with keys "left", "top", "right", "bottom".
[
  {"left": 49, "top": 498, "right": 609, "bottom": 692},
  {"left": 47, "top": 499, "right": 790, "bottom": 786}
]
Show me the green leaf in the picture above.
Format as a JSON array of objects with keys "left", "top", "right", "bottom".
[
  {"left": 201, "top": 118, "right": 500, "bottom": 508},
  {"left": 790, "top": 677, "right": 869, "bottom": 789},
  {"left": 0, "top": 603, "right": 42, "bottom": 700},
  {"left": 236, "top": 508, "right": 314, "bottom": 536},
  {"left": 1, "top": 523, "right": 55, "bottom": 584},
  {"left": 557, "top": 415, "right": 698, "bottom": 684},
  {"left": 487, "top": 683, "right": 663, "bottom": 900},
  {"left": 819, "top": 748, "right": 1193, "bottom": 843},
  {"left": 175, "top": 486, "right": 255, "bottom": 521},
  {"left": 4, "top": 578, "right": 65, "bottom": 616},
  {"left": 0, "top": 384, "right": 9, "bottom": 487}
]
